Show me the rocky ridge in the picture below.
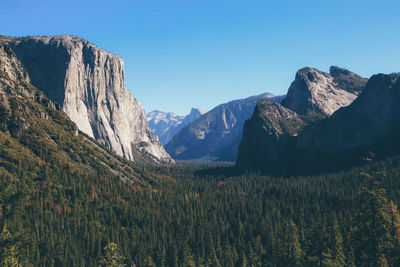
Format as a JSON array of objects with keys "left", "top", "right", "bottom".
[{"left": 0, "top": 35, "right": 172, "bottom": 163}]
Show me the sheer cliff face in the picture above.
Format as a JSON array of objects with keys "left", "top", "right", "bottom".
[
  {"left": 1, "top": 35, "right": 172, "bottom": 163},
  {"left": 281, "top": 67, "right": 360, "bottom": 116}
]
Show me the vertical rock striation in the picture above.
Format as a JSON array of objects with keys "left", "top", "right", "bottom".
[{"left": 0, "top": 35, "right": 172, "bottom": 163}]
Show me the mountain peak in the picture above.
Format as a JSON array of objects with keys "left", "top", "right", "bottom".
[
  {"left": 281, "top": 66, "right": 361, "bottom": 116},
  {"left": 190, "top": 107, "right": 207, "bottom": 115}
]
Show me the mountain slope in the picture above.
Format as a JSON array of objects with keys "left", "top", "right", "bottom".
[
  {"left": 236, "top": 66, "right": 369, "bottom": 174},
  {"left": 147, "top": 107, "right": 206, "bottom": 145},
  {"left": 237, "top": 72, "right": 399, "bottom": 175},
  {"left": 0, "top": 43, "right": 156, "bottom": 187},
  {"left": 288, "top": 73, "right": 400, "bottom": 173},
  {"left": 236, "top": 100, "right": 305, "bottom": 172},
  {"left": 165, "top": 93, "right": 284, "bottom": 161},
  {"left": 0, "top": 35, "right": 172, "bottom": 163}
]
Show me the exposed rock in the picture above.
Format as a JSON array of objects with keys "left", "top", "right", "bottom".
[
  {"left": 0, "top": 35, "right": 172, "bottom": 163},
  {"left": 0, "top": 44, "right": 151, "bottom": 186},
  {"left": 281, "top": 67, "right": 363, "bottom": 116},
  {"left": 147, "top": 107, "right": 206, "bottom": 145},
  {"left": 165, "top": 93, "right": 284, "bottom": 161}
]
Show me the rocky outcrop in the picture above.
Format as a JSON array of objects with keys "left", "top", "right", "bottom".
[
  {"left": 165, "top": 93, "right": 284, "bottom": 161},
  {"left": 147, "top": 107, "right": 206, "bottom": 145},
  {"left": 236, "top": 100, "right": 304, "bottom": 171},
  {"left": 0, "top": 35, "right": 172, "bottom": 163},
  {"left": 281, "top": 67, "right": 366, "bottom": 116}
]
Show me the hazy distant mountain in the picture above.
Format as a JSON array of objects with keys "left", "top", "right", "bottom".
[
  {"left": 147, "top": 107, "right": 206, "bottom": 145},
  {"left": 165, "top": 93, "right": 284, "bottom": 161},
  {"left": 0, "top": 35, "right": 172, "bottom": 163}
]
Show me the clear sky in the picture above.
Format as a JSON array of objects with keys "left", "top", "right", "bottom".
[{"left": 1, "top": 0, "right": 400, "bottom": 115}]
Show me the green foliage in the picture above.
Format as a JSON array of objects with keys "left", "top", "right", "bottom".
[
  {"left": 0, "top": 226, "right": 21, "bottom": 267},
  {"left": 351, "top": 173, "right": 400, "bottom": 266},
  {"left": 2, "top": 63, "right": 400, "bottom": 265},
  {"left": 284, "top": 220, "right": 303, "bottom": 266}
]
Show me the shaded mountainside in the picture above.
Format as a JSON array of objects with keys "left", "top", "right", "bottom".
[
  {"left": 0, "top": 35, "right": 172, "bottom": 163},
  {"left": 147, "top": 107, "right": 206, "bottom": 145},
  {"left": 236, "top": 100, "right": 305, "bottom": 172},
  {"left": 237, "top": 70, "right": 400, "bottom": 175},
  {"left": 289, "top": 73, "right": 400, "bottom": 173},
  {"left": 165, "top": 93, "right": 284, "bottom": 161}
]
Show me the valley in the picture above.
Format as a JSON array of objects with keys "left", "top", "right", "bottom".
[{"left": 0, "top": 33, "right": 399, "bottom": 267}]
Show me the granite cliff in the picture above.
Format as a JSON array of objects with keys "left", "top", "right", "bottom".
[{"left": 0, "top": 35, "right": 172, "bottom": 163}]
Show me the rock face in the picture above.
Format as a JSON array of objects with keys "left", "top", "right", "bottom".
[
  {"left": 147, "top": 107, "right": 206, "bottom": 145},
  {"left": 0, "top": 43, "right": 152, "bottom": 186},
  {"left": 165, "top": 93, "right": 284, "bottom": 161},
  {"left": 0, "top": 35, "right": 172, "bottom": 163},
  {"left": 281, "top": 67, "right": 366, "bottom": 116}
]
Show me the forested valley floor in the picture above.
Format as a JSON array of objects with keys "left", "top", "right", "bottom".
[{"left": 2, "top": 137, "right": 400, "bottom": 267}]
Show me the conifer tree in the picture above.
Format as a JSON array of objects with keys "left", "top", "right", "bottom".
[
  {"left": 284, "top": 220, "right": 303, "bottom": 266},
  {"left": 352, "top": 174, "right": 400, "bottom": 266}
]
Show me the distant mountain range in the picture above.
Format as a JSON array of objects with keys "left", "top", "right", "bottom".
[
  {"left": 165, "top": 93, "right": 285, "bottom": 161},
  {"left": 147, "top": 107, "right": 206, "bottom": 145}
]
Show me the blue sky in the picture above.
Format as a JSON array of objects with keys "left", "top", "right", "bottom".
[{"left": 2, "top": 0, "right": 400, "bottom": 115}]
